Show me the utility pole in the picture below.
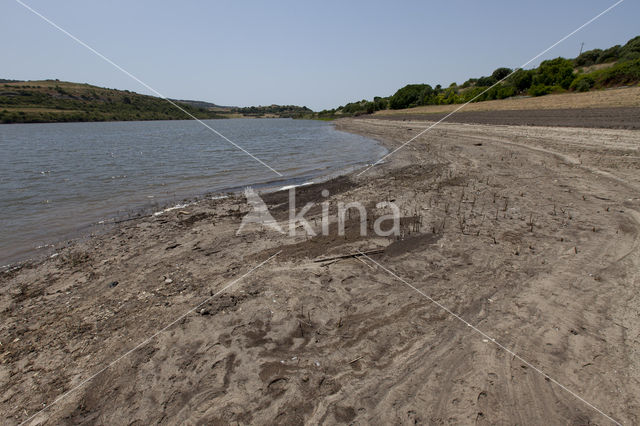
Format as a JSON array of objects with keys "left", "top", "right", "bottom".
[{"left": 579, "top": 42, "right": 585, "bottom": 56}]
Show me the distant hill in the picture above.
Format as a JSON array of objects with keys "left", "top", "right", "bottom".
[
  {"left": 0, "top": 80, "right": 225, "bottom": 124},
  {"left": 231, "top": 104, "right": 313, "bottom": 118},
  {"left": 0, "top": 80, "right": 315, "bottom": 123},
  {"left": 169, "top": 98, "right": 234, "bottom": 111}
]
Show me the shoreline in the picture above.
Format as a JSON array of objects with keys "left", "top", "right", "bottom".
[
  {"left": 0, "top": 119, "right": 388, "bottom": 268},
  {"left": 2, "top": 117, "right": 640, "bottom": 424},
  {"left": 0, "top": 155, "right": 384, "bottom": 269}
]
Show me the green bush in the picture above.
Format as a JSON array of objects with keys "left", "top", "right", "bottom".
[
  {"left": 619, "top": 36, "right": 640, "bottom": 61},
  {"left": 365, "top": 102, "right": 376, "bottom": 114},
  {"left": 533, "top": 57, "right": 575, "bottom": 89},
  {"left": 574, "top": 49, "right": 603, "bottom": 66},
  {"left": 342, "top": 101, "right": 364, "bottom": 114},
  {"left": 570, "top": 74, "right": 595, "bottom": 92},
  {"left": 496, "top": 85, "right": 516, "bottom": 99},
  {"left": 591, "top": 58, "right": 640, "bottom": 87},
  {"left": 389, "top": 84, "right": 435, "bottom": 109},
  {"left": 596, "top": 45, "right": 621, "bottom": 64},
  {"left": 461, "top": 78, "right": 477, "bottom": 88},
  {"left": 460, "top": 86, "right": 490, "bottom": 103},
  {"left": 509, "top": 69, "right": 534, "bottom": 91},
  {"left": 528, "top": 84, "right": 553, "bottom": 96},
  {"left": 476, "top": 76, "right": 496, "bottom": 87},
  {"left": 436, "top": 87, "right": 460, "bottom": 104},
  {"left": 572, "top": 37, "right": 640, "bottom": 66},
  {"left": 373, "top": 96, "right": 388, "bottom": 110},
  {"left": 491, "top": 67, "right": 512, "bottom": 81}
]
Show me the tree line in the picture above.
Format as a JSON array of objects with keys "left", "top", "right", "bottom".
[
  {"left": 231, "top": 104, "right": 313, "bottom": 118},
  {"left": 312, "top": 35, "right": 640, "bottom": 119}
]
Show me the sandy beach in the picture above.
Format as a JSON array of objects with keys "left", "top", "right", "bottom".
[{"left": 2, "top": 113, "right": 640, "bottom": 424}]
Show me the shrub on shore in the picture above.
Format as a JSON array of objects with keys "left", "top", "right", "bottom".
[
  {"left": 528, "top": 84, "right": 554, "bottom": 97},
  {"left": 389, "top": 84, "right": 436, "bottom": 109},
  {"left": 589, "top": 58, "right": 640, "bottom": 87},
  {"left": 570, "top": 74, "right": 595, "bottom": 92},
  {"left": 532, "top": 57, "right": 576, "bottom": 89}
]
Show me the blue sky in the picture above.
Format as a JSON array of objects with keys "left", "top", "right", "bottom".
[{"left": 3, "top": 0, "right": 638, "bottom": 110}]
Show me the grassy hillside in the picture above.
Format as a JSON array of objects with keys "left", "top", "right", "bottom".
[
  {"left": 169, "top": 98, "right": 233, "bottom": 111},
  {"left": 0, "top": 80, "right": 225, "bottom": 124}
]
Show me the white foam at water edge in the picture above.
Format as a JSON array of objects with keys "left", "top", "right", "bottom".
[
  {"left": 152, "top": 195, "right": 228, "bottom": 217},
  {"left": 278, "top": 181, "right": 314, "bottom": 191},
  {"left": 153, "top": 203, "right": 191, "bottom": 217}
]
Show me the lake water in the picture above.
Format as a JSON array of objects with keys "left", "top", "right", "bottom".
[{"left": 0, "top": 118, "right": 386, "bottom": 265}]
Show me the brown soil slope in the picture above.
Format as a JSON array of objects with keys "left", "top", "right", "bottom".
[
  {"left": 375, "top": 86, "right": 640, "bottom": 114},
  {"left": 373, "top": 86, "right": 640, "bottom": 129}
]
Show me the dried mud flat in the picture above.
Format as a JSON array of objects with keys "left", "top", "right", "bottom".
[
  {"left": 374, "top": 106, "right": 640, "bottom": 130},
  {"left": 2, "top": 116, "right": 640, "bottom": 425}
]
